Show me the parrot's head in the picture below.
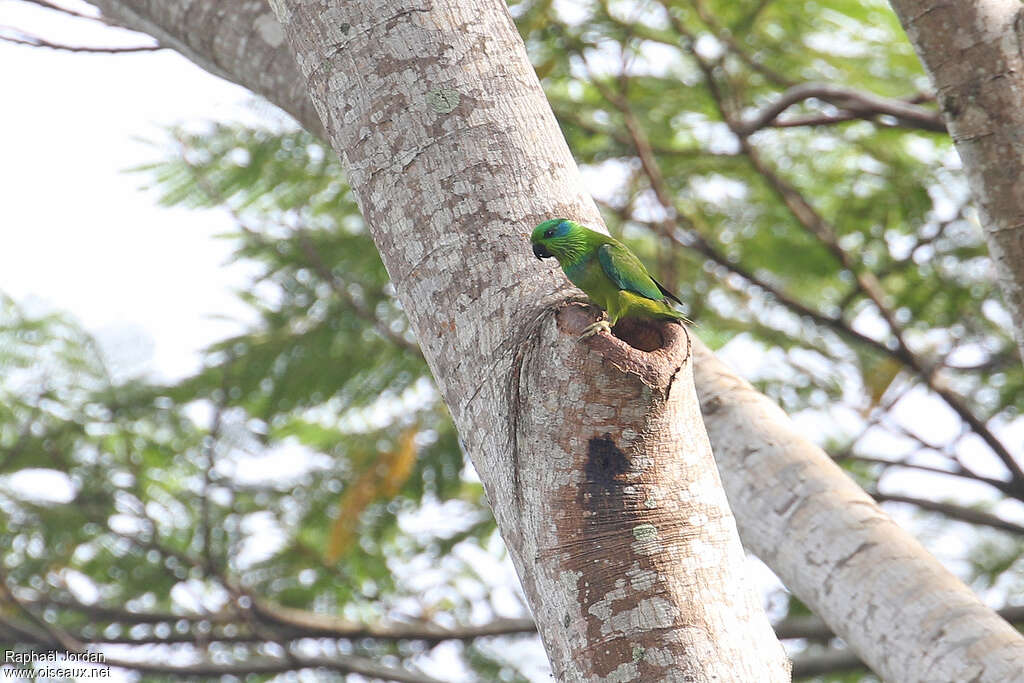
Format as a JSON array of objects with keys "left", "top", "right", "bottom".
[{"left": 530, "top": 218, "right": 584, "bottom": 263}]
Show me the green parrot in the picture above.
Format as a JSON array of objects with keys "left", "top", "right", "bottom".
[{"left": 530, "top": 218, "right": 688, "bottom": 340}]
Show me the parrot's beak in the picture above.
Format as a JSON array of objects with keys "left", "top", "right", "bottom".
[{"left": 533, "top": 243, "right": 552, "bottom": 260}]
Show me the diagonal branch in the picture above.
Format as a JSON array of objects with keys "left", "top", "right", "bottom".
[
  {"left": 0, "top": 571, "right": 84, "bottom": 653},
  {"left": 0, "top": 27, "right": 160, "bottom": 52},
  {"left": 658, "top": 4, "right": 1024, "bottom": 490},
  {"left": 17, "top": 0, "right": 102, "bottom": 21},
  {"left": 737, "top": 82, "right": 945, "bottom": 136},
  {"left": 873, "top": 492, "right": 1024, "bottom": 535},
  {"left": 687, "top": 0, "right": 794, "bottom": 87},
  {"left": 838, "top": 453, "right": 1014, "bottom": 498},
  {"left": 742, "top": 141, "right": 1024, "bottom": 487}
]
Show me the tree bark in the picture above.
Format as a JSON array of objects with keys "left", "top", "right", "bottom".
[
  {"left": 83, "top": 0, "right": 1024, "bottom": 679},
  {"left": 510, "top": 309, "right": 787, "bottom": 680},
  {"left": 694, "top": 340, "right": 1024, "bottom": 681},
  {"left": 889, "top": 0, "right": 1024, "bottom": 363},
  {"left": 137, "top": 0, "right": 790, "bottom": 679}
]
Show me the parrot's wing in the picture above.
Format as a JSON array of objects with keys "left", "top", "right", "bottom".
[
  {"left": 652, "top": 276, "right": 684, "bottom": 306},
  {"left": 598, "top": 243, "right": 680, "bottom": 304}
]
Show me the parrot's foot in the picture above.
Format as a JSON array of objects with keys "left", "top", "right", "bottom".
[{"left": 577, "top": 319, "right": 612, "bottom": 341}]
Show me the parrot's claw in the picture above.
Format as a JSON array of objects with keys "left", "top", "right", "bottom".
[{"left": 577, "top": 319, "right": 612, "bottom": 341}]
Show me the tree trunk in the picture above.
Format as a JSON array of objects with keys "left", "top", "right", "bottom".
[
  {"left": 889, "top": 0, "right": 1024, "bottom": 363},
  {"left": 85, "top": 0, "right": 1024, "bottom": 679},
  {"left": 206, "top": 0, "right": 792, "bottom": 678},
  {"left": 510, "top": 309, "right": 786, "bottom": 680},
  {"left": 694, "top": 340, "right": 1024, "bottom": 681}
]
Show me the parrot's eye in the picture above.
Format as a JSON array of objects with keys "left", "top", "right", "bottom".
[{"left": 544, "top": 228, "right": 555, "bottom": 238}]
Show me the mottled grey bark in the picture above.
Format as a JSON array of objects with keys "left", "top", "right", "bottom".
[
  {"left": 694, "top": 340, "right": 1024, "bottom": 682},
  {"left": 84, "top": 0, "right": 1024, "bottom": 680},
  {"left": 889, "top": 0, "right": 1024, "bottom": 363},
  {"left": 96, "top": 0, "right": 789, "bottom": 678},
  {"left": 268, "top": 1, "right": 789, "bottom": 678}
]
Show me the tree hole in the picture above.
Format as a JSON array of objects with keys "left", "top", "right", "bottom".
[{"left": 612, "top": 318, "right": 666, "bottom": 352}]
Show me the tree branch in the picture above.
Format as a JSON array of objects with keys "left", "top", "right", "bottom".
[
  {"left": 735, "top": 78, "right": 1024, "bottom": 493},
  {"left": 17, "top": 0, "right": 103, "bottom": 21},
  {"left": 17, "top": 597, "right": 536, "bottom": 642},
  {"left": 0, "top": 28, "right": 160, "bottom": 52},
  {"left": 873, "top": 492, "right": 1024, "bottom": 536},
  {"left": 0, "top": 605, "right": 442, "bottom": 683},
  {"left": 737, "top": 82, "right": 945, "bottom": 136},
  {"left": 693, "top": 339, "right": 1024, "bottom": 681},
  {"left": 838, "top": 453, "right": 1014, "bottom": 498},
  {"left": 889, "top": 0, "right": 1024, "bottom": 363},
  {"left": 687, "top": 0, "right": 794, "bottom": 87},
  {"left": 251, "top": 598, "right": 536, "bottom": 643}
]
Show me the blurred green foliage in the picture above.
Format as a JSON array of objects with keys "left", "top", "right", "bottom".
[{"left": 3, "top": 0, "right": 1024, "bottom": 681}]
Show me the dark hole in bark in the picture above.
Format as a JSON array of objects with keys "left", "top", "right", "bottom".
[
  {"left": 584, "top": 434, "right": 629, "bottom": 495},
  {"left": 611, "top": 318, "right": 666, "bottom": 352}
]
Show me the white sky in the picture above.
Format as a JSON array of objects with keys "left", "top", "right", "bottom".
[{"left": 2, "top": 1, "right": 258, "bottom": 379}]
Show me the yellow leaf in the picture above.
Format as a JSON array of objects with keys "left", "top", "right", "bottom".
[
  {"left": 862, "top": 356, "right": 902, "bottom": 413},
  {"left": 381, "top": 427, "right": 418, "bottom": 497},
  {"left": 325, "top": 426, "right": 419, "bottom": 563}
]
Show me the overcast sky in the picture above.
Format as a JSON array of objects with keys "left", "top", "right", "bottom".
[{"left": 2, "top": 1, "right": 259, "bottom": 379}]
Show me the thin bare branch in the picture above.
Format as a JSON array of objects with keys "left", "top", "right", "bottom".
[
  {"left": 17, "top": 0, "right": 102, "bottom": 21},
  {"left": 874, "top": 492, "right": 1024, "bottom": 535},
  {"left": 0, "top": 611, "right": 440, "bottom": 683},
  {"left": 294, "top": 229, "right": 422, "bottom": 355},
  {"left": 737, "top": 82, "right": 946, "bottom": 136},
  {"left": 19, "top": 594, "right": 536, "bottom": 643},
  {"left": 688, "top": 0, "right": 794, "bottom": 87},
  {"left": 666, "top": 22, "right": 1024, "bottom": 490},
  {"left": 0, "top": 27, "right": 159, "bottom": 52},
  {"left": 550, "top": 101, "right": 738, "bottom": 160},
  {"left": 839, "top": 453, "right": 1013, "bottom": 497},
  {"left": 0, "top": 573, "right": 84, "bottom": 653},
  {"left": 251, "top": 597, "right": 536, "bottom": 643}
]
